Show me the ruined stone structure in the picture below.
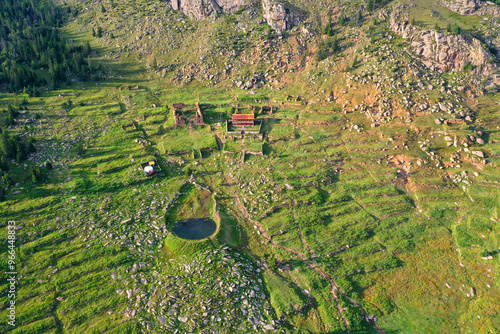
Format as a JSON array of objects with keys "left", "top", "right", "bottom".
[
  {"left": 172, "top": 103, "right": 205, "bottom": 127},
  {"left": 260, "top": 105, "right": 273, "bottom": 115}
]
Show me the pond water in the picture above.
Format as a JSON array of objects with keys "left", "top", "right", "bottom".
[{"left": 172, "top": 218, "right": 217, "bottom": 240}]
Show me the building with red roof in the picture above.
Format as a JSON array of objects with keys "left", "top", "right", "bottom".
[{"left": 232, "top": 114, "right": 254, "bottom": 127}]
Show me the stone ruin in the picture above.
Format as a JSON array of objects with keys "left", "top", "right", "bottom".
[
  {"left": 235, "top": 104, "right": 273, "bottom": 116},
  {"left": 172, "top": 103, "right": 204, "bottom": 127},
  {"left": 260, "top": 105, "right": 273, "bottom": 115}
]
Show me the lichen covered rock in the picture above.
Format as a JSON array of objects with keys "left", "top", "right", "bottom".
[
  {"left": 389, "top": 4, "right": 500, "bottom": 91},
  {"left": 439, "top": 0, "right": 480, "bottom": 15},
  {"left": 170, "top": 0, "right": 246, "bottom": 20},
  {"left": 262, "top": 0, "right": 302, "bottom": 33}
]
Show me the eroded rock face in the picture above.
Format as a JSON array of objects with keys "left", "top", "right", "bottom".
[
  {"left": 389, "top": 4, "right": 500, "bottom": 91},
  {"left": 474, "top": 3, "right": 500, "bottom": 58},
  {"left": 170, "top": 0, "right": 246, "bottom": 20},
  {"left": 262, "top": 0, "right": 302, "bottom": 33},
  {"left": 169, "top": 0, "right": 301, "bottom": 32},
  {"left": 439, "top": 0, "right": 480, "bottom": 15},
  {"left": 217, "top": 0, "right": 246, "bottom": 13},
  {"left": 413, "top": 32, "right": 490, "bottom": 72}
]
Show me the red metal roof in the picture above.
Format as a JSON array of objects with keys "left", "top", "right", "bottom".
[{"left": 232, "top": 114, "right": 254, "bottom": 120}]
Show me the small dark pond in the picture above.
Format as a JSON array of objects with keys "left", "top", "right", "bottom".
[{"left": 172, "top": 218, "right": 217, "bottom": 240}]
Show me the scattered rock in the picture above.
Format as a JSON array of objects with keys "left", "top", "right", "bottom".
[{"left": 471, "top": 150, "right": 484, "bottom": 158}]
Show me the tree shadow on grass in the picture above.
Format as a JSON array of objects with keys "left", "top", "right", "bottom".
[{"left": 61, "top": 27, "right": 149, "bottom": 87}]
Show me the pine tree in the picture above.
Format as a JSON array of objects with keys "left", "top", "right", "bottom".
[
  {"left": 339, "top": 15, "right": 345, "bottom": 26},
  {"left": 325, "top": 14, "right": 332, "bottom": 36},
  {"left": 328, "top": 37, "right": 338, "bottom": 54},
  {"left": 31, "top": 171, "right": 38, "bottom": 184},
  {"left": 0, "top": 156, "right": 7, "bottom": 171},
  {"left": 316, "top": 40, "right": 327, "bottom": 62},
  {"left": 350, "top": 55, "right": 358, "bottom": 70},
  {"left": 0, "top": 128, "right": 11, "bottom": 158},
  {"left": 85, "top": 41, "right": 91, "bottom": 55},
  {"left": 1, "top": 172, "right": 11, "bottom": 187},
  {"left": 367, "top": 0, "right": 374, "bottom": 12},
  {"left": 356, "top": 10, "right": 363, "bottom": 26}
]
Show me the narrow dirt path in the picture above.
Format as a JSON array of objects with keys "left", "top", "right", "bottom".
[{"left": 226, "top": 176, "right": 386, "bottom": 334}]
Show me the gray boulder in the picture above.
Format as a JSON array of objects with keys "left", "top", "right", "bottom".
[{"left": 262, "top": 0, "right": 302, "bottom": 33}]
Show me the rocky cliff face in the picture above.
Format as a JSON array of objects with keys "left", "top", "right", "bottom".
[
  {"left": 169, "top": 0, "right": 301, "bottom": 32},
  {"left": 439, "top": 0, "right": 480, "bottom": 15},
  {"left": 388, "top": 4, "right": 500, "bottom": 91},
  {"left": 475, "top": 3, "right": 500, "bottom": 59},
  {"left": 170, "top": 0, "right": 246, "bottom": 20},
  {"left": 262, "top": 0, "right": 302, "bottom": 33}
]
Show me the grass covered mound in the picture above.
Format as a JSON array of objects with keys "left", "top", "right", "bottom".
[{"left": 165, "top": 183, "right": 215, "bottom": 223}]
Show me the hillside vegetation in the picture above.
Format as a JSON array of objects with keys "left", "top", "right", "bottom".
[{"left": 1, "top": 0, "right": 499, "bottom": 333}]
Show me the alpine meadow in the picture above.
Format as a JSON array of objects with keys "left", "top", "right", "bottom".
[{"left": 1, "top": 0, "right": 500, "bottom": 333}]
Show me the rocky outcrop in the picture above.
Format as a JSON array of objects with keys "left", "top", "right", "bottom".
[
  {"left": 169, "top": 0, "right": 301, "bottom": 32},
  {"left": 474, "top": 3, "right": 500, "bottom": 59},
  {"left": 475, "top": 2, "right": 500, "bottom": 17},
  {"left": 262, "top": 0, "right": 302, "bottom": 33},
  {"left": 170, "top": 0, "right": 246, "bottom": 20},
  {"left": 217, "top": 0, "right": 246, "bottom": 13},
  {"left": 389, "top": 4, "right": 500, "bottom": 91},
  {"left": 439, "top": 0, "right": 480, "bottom": 15}
]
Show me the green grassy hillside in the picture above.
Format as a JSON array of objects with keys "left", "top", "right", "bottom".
[{"left": 1, "top": 0, "right": 499, "bottom": 333}]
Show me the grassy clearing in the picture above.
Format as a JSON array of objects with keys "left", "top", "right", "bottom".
[{"left": 1, "top": 0, "right": 499, "bottom": 332}]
